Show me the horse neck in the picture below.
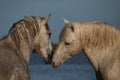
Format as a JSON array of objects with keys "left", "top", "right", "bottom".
[
  {"left": 79, "top": 24, "right": 120, "bottom": 72},
  {"left": 8, "top": 33, "right": 33, "bottom": 64},
  {"left": 78, "top": 25, "right": 101, "bottom": 71}
]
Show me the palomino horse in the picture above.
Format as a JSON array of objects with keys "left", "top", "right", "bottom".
[
  {"left": 52, "top": 19, "right": 120, "bottom": 80},
  {"left": 0, "top": 15, "right": 52, "bottom": 80}
]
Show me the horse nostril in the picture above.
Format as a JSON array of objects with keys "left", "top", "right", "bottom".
[
  {"left": 52, "top": 61, "right": 55, "bottom": 66},
  {"left": 51, "top": 61, "right": 62, "bottom": 68}
]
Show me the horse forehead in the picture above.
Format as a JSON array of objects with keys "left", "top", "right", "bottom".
[
  {"left": 59, "top": 27, "right": 72, "bottom": 40},
  {"left": 35, "top": 17, "right": 49, "bottom": 27}
]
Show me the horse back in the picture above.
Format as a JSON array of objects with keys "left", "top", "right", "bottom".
[{"left": 0, "top": 42, "right": 29, "bottom": 80}]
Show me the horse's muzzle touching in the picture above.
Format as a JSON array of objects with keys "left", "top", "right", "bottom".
[
  {"left": 44, "top": 51, "right": 52, "bottom": 64},
  {"left": 51, "top": 60, "right": 62, "bottom": 68}
]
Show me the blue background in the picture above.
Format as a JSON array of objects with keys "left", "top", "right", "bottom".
[
  {"left": 0, "top": 0, "right": 120, "bottom": 80},
  {"left": 0, "top": 0, "right": 120, "bottom": 65}
]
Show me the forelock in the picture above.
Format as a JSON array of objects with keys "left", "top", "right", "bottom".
[{"left": 59, "top": 25, "right": 72, "bottom": 40}]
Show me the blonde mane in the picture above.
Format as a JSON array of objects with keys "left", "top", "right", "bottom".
[
  {"left": 75, "top": 22, "right": 120, "bottom": 48},
  {"left": 7, "top": 16, "right": 50, "bottom": 48}
]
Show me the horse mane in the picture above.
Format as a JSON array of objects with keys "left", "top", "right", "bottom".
[
  {"left": 6, "top": 16, "right": 41, "bottom": 48},
  {"left": 10, "top": 16, "right": 40, "bottom": 37},
  {"left": 61, "top": 21, "right": 120, "bottom": 48},
  {"left": 78, "top": 22, "right": 120, "bottom": 48}
]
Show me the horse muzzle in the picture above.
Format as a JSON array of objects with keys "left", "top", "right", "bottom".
[
  {"left": 51, "top": 60, "right": 62, "bottom": 68},
  {"left": 44, "top": 52, "right": 52, "bottom": 64}
]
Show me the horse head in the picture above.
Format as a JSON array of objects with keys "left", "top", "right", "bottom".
[
  {"left": 31, "top": 15, "right": 53, "bottom": 64},
  {"left": 9, "top": 15, "right": 53, "bottom": 64},
  {"left": 52, "top": 18, "right": 82, "bottom": 67}
]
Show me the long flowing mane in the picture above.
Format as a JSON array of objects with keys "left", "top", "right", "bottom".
[
  {"left": 9, "top": 17, "right": 39, "bottom": 46},
  {"left": 68, "top": 22, "right": 120, "bottom": 48},
  {"left": 3, "top": 16, "right": 50, "bottom": 48}
]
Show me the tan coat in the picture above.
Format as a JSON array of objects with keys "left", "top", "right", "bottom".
[
  {"left": 0, "top": 15, "right": 52, "bottom": 80},
  {"left": 52, "top": 19, "right": 120, "bottom": 80}
]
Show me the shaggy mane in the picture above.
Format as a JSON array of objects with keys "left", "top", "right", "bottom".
[
  {"left": 61, "top": 22, "right": 120, "bottom": 48},
  {"left": 3, "top": 16, "right": 49, "bottom": 48},
  {"left": 78, "top": 22, "right": 120, "bottom": 48}
]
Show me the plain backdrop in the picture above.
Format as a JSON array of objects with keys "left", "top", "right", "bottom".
[
  {"left": 0, "top": 1, "right": 120, "bottom": 80},
  {"left": 0, "top": 0, "right": 120, "bottom": 65}
]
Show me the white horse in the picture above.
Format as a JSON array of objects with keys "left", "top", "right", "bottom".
[
  {"left": 52, "top": 19, "right": 120, "bottom": 80},
  {"left": 0, "top": 15, "right": 52, "bottom": 80}
]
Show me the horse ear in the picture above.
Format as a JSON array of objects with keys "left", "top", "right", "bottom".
[
  {"left": 63, "top": 18, "right": 70, "bottom": 24},
  {"left": 45, "top": 13, "right": 51, "bottom": 22},
  {"left": 42, "top": 14, "right": 51, "bottom": 24}
]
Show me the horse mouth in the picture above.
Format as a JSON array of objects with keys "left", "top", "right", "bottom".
[
  {"left": 44, "top": 52, "right": 53, "bottom": 64},
  {"left": 44, "top": 57, "right": 51, "bottom": 64},
  {"left": 51, "top": 61, "right": 63, "bottom": 68}
]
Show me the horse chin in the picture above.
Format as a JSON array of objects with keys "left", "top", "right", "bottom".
[
  {"left": 52, "top": 64, "right": 62, "bottom": 68},
  {"left": 51, "top": 61, "right": 63, "bottom": 68},
  {"left": 51, "top": 63, "right": 62, "bottom": 68}
]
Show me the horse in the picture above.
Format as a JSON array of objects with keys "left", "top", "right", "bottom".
[
  {"left": 51, "top": 18, "right": 120, "bottom": 80},
  {"left": 0, "top": 15, "right": 53, "bottom": 80}
]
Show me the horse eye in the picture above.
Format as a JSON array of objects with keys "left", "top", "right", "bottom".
[{"left": 65, "top": 41, "right": 71, "bottom": 45}]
